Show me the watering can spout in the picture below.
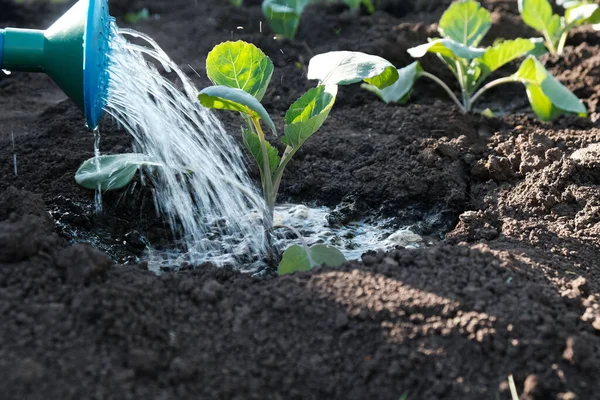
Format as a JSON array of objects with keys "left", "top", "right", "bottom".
[{"left": 0, "top": 0, "right": 113, "bottom": 129}]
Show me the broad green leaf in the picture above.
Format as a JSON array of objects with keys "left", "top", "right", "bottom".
[
  {"left": 230, "top": 0, "right": 243, "bottom": 5},
  {"left": 518, "top": 0, "right": 561, "bottom": 39},
  {"left": 262, "top": 0, "right": 310, "bottom": 39},
  {"left": 363, "top": 65, "right": 400, "bottom": 90},
  {"left": 361, "top": 62, "right": 423, "bottom": 104},
  {"left": 206, "top": 41, "right": 274, "bottom": 101},
  {"left": 307, "top": 51, "right": 399, "bottom": 89},
  {"left": 546, "top": 14, "right": 563, "bottom": 40},
  {"left": 75, "top": 154, "right": 160, "bottom": 191},
  {"left": 282, "top": 85, "right": 338, "bottom": 149},
  {"left": 242, "top": 128, "right": 281, "bottom": 173},
  {"left": 438, "top": 0, "right": 492, "bottom": 47},
  {"left": 539, "top": 72, "right": 587, "bottom": 115},
  {"left": 278, "top": 244, "right": 346, "bottom": 275},
  {"left": 198, "top": 86, "right": 276, "bottom": 134},
  {"left": 514, "top": 56, "right": 587, "bottom": 120},
  {"left": 408, "top": 38, "right": 486, "bottom": 60},
  {"left": 478, "top": 38, "right": 535, "bottom": 76},
  {"left": 565, "top": 3, "right": 600, "bottom": 25}
]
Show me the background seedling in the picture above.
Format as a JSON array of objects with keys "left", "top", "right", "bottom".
[
  {"left": 520, "top": 0, "right": 600, "bottom": 55},
  {"left": 355, "top": 0, "right": 586, "bottom": 121},
  {"left": 262, "top": 0, "right": 310, "bottom": 39}
]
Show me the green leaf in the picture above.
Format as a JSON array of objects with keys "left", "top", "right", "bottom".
[
  {"left": 524, "top": 83, "right": 562, "bottom": 121},
  {"left": 478, "top": 38, "right": 535, "bottom": 76},
  {"left": 262, "top": 0, "right": 310, "bottom": 39},
  {"left": 565, "top": 3, "right": 600, "bottom": 25},
  {"left": 513, "top": 56, "right": 587, "bottom": 120},
  {"left": 198, "top": 86, "right": 276, "bottom": 134},
  {"left": 408, "top": 38, "right": 486, "bottom": 60},
  {"left": 438, "top": 0, "right": 492, "bottom": 47},
  {"left": 282, "top": 85, "right": 338, "bottom": 149},
  {"left": 206, "top": 41, "right": 274, "bottom": 101},
  {"left": 528, "top": 37, "right": 549, "bottom": 56},
  {"left": 278, "top": 244, "right": 346, "bottom": 275},
  {"left": 307, "top": 51, "right": 399, "bottom": 89},
  {"left": 518, "top": 0, "right": 561, "bottom": 39},
  {"left": 242, "top": 128, "right": 281, "bottom": 173},
  {"left": 361, "top": 62, "right": 423, "bottom": 104},
  {"left": 230, "top": 0, "right": 243, "bottom": 5},
  {"left": 75, "top": 154, "right": 160, "bottom": 191}
]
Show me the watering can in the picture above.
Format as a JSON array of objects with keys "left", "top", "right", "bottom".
[{"left": 0, "top": 0, "right": 113, "bottom": 129}]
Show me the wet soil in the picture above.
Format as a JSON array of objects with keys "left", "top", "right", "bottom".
[{"left": 1, "top": 0, "right": 600, "bottom": 399}]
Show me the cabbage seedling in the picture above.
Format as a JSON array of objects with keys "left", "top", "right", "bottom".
[
  {"left": 520, "top": 0, "right": 600, "bottom": 55},
  {"left": 200, "top": 40, "right": 343, "bottom": 272},
  {"left": 358, "top": 0, "right": 586, "bottom": 121},
  {"left": 262, "top": 0, "right": 310, "bottom": 39},
  {"left": 199, "top": 41, "right": 397, "bottom": 224},
  {"left": 200, "top": 41, "right": 400, "bottom": 273}
]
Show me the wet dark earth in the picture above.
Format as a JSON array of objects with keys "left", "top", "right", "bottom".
[{"left": 1, "top": 0, "right": 600, "bottom": 399}]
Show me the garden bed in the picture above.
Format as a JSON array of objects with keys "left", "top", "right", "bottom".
[{"left": 1, "top": 0, "right": 600, "bottom": 398}]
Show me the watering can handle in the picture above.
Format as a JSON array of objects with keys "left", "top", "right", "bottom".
[{"left": 0, "top": 28, "right": 47, "bottom": 72}]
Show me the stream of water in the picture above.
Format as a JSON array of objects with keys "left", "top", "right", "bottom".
[{"left": 99, "top": 23, "right": 268, "bottom": 265}]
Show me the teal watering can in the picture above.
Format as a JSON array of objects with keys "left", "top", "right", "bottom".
[{"left": 0, "top": 0, "right": 113, "bottom": 129}]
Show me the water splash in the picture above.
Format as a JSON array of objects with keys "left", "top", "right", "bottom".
[
  {"left": 103, "top": 23, "right": 267, "bottom": 265},
  {"left": 146, "top": 203, "right": 431, "bottom": 275}
]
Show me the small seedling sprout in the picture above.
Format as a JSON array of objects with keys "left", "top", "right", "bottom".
[
  {"left": 200, "top": 41, "right": 381, "bottom": 273},
  {"left": 262, "top": 0, "right": 310, "bottom": 39},
  {"left": 199, "top": 42, "right": 403, "bottom": 273},
  {"left": 519, "top": 0, "right": 600, "bottom": 55}
]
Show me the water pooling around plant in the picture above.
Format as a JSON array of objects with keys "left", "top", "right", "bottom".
[
  {"left": 144, "top": 203, "right": 427, "bottom": 275},
  {"left": 98, "top": 23, "right": 268, "bottom": 264}
]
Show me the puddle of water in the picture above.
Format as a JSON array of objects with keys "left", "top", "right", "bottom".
[
  {"left": 273, "top": 204, "right": 425, "bottom": 260},
  {"left": 142, "top": 203, "right": 430, "bottom": 275}
]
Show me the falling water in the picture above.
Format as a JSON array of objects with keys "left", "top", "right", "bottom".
[
  {"left": 93, "top": 129, "right": 103, "bottom": 214},
  {"left": 102, "top": 23, "right": 267, "bottom": 266}
]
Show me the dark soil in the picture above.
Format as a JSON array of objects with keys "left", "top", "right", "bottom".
[{"left": 1, "top": 0, "right": 600, "bottom": 399}]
